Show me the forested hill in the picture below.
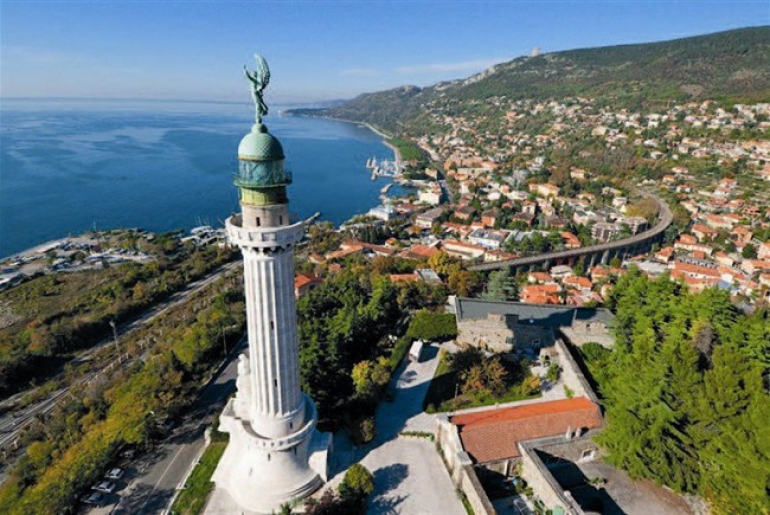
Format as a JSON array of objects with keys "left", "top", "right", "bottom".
[{"left": 289, "top": 27, "right": 770, "bottom": 134}]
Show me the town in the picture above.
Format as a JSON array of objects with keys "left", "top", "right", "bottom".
[{"left": 316, "top": 98, "right": 770, "bottom": 310}]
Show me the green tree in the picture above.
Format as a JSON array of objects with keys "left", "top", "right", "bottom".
[
  {"left": 339, "top": 463, "right": 375, "bottom": 512},
  {"left": 741, "top": 243, "right": 757, "bottom": 259},
  {"left": 483, "top": 268, "right": 519, "bottom": 301},
  {"left": 406, "top": 311, "right": 458, "bottom": 342},
  {"left": 593, "top": 272, "right": 769, "bottom": 512},
  {"left": 351, "top": 357, "right": 391, "bottom": 399}
]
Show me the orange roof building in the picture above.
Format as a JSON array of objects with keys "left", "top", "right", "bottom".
[
  {"left": 451, "top": 397, "right": 603, "bottom": 464},
  {"left": 294, "top": 274, "right": 323, "bottom": 298}
]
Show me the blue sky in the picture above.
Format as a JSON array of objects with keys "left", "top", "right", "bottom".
[{"left": 1, "top": 1, "right": 767, "bottom": 103}]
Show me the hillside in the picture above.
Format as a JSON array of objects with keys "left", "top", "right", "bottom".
[{"left": 289, "top": 27, "right": 770, "bottom": 134}]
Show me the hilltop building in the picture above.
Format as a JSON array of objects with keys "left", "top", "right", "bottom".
[{"left": 449, "top": 297, "right": 614, "bottom": 351}]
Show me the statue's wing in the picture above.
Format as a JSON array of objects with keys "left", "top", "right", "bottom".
[{"left": 255, "top": 54, "right": 270, "bottom": 87}]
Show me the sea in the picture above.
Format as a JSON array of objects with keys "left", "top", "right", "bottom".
[{"left": 0, "top": 98, "right": 399, "bottom": 258}]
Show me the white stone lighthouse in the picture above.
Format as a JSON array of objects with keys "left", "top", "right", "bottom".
[{"left": 209, "top": 55, "right": 328, "bottom": 514}]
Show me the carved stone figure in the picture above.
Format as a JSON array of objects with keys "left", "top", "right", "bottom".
[{"left": 235, "top": 353, "right": 251, "bottom": 418}]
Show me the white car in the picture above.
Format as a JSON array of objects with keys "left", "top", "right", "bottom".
[
  {"left": 105, "top": 467, "right": 124, "bottom": 480},
  {"left": 92, "top": 481, "right": 116, "bottom": 494}
]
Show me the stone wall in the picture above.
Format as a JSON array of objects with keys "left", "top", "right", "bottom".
[
  {"left": 456, "top": 313, "right": 554, "bottom": 353},
  {"left": 530, "top": 434, "right": 602, "bottom": 464},
  {"left": 436, "top": 415, "right": 497, "bottom": 514},
  {"left": 436, "top": 414, "right": 465, "bottom": 481},
  {"left": 456, "top": 314, "right": 515, "bottom": 352},
  {"left": 518, "top": 441, "right": 584, "bottom": 515},
  {"left": 553, "top": 339, "right": 600, "bottom": 405},
  {"left": 514, "top": 324, "right": 555, "bottom": 349},
  {"left": 460, "top": 464, "right": 497, "bottom": 515},
  {"left": 561, "top": 326, "right": 615, "bottom": 348}
]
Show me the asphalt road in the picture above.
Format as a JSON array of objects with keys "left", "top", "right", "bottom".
[{"left": 89, "top": 338, "right": 246, "bottom": 515}]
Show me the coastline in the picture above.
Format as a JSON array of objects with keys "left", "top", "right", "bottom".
[
  {"left": 381, "top": 139, "right": 402, "bottom": 164},
  {"left": 3, "top": 108, "right": 393, "bottom": 257},
  {"left": 283, "top": 111, "right": 400, "bottom": 163}
]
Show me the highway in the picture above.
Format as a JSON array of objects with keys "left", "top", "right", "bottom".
[
  {"left": 0, "top": 260, "right": 242, "bottom": 461},
  {"left": 470, "top": 191, "right": 673, "bottom": 272},
  {"left": 91, "top": 338, "right": 245, "bottom": 515}
]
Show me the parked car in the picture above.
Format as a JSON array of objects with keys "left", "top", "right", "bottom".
[
  {"left": 82, "top": 492, "right": 104, "bottom": 506},
  {"left": 409, "top": 340, "right": 425, "bottom": 362},
  {"left": 105, "top": 467, "right": 124, "bottom": 480},
  {"left": 512, "top": 496, "right": 531, "bottom": 515},
  {"left": 92, "top": 481, "right": 116, "bottom": 494}
]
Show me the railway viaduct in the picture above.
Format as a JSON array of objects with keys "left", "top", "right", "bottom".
[{"left": 469, "top": 192, "right": 673, "bottom": 274}]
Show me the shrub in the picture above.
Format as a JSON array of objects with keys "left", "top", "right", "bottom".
[
  {"left": 388, "top": 336, "right": 412, "bottom": 371},
  {"left": 406, "top": 311, "right": 457, "bottom": 342},
  {"left": 339, "top": 464, "right": 375, "bottom": 512},
  {"left": 347, "top": 415, "right": 376, "bottom": 445},
  {"left": 546, "top": 363, "right": 561, "bottom": 382},
  {"left": 521, "top": 375, "right": 542, "bottom": 396},
  {"left": 340, "top": 463, "right": 375, "bottom": 498}
]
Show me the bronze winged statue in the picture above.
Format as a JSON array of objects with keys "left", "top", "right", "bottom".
[{"left": 244, "top": 54, "right": 271, "bottom": 123}]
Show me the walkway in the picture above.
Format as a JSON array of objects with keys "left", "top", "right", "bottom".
[{"left": 330, "top": 343, "right": 465, "bottom": 515}]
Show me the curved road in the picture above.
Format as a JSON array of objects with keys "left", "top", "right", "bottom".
[{"left": 470, "top": 191, "right": 673, "bottom": 272}]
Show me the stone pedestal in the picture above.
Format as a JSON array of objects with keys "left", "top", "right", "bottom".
[{"left": 211, "top": 394, "right": 327, "bottom": 513}]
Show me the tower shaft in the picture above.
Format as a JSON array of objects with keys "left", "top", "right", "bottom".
[{"left": 209, "top": 67, "right": 329, "bottom": 511}]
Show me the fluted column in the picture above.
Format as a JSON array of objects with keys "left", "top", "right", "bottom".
[{"left": 242, "top": 244, "right": 304, "bottom": 438}]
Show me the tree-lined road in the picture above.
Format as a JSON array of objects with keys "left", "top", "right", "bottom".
[
  {"left": 0, "top": 260, "right": 242, "bottom": 462},
  {"left": 96, "top": 338, "right": 245, "bottom": 515}
]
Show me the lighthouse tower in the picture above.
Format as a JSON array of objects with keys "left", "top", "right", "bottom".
[{"left": 210, "top": 55, "right": 328, "bottom": 514}]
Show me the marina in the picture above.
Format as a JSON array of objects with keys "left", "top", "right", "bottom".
[{"left": 366, "top": 156, "right": 403, "bottom": 180}]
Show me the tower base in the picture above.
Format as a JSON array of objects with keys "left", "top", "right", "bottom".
[{"left": 208, "top": 396, "right": 330, "bottom": 514}]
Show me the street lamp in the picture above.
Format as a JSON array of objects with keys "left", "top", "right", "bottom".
[{"left": 109, "top": 321, "right": 121, "bottom": 363}]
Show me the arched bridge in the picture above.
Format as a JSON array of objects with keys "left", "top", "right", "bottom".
[{"left": 469, "top": 192, "right": 673, "bottom": 273}]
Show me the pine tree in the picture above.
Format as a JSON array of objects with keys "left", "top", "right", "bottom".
[{"left": 482, "top": 268, "right": 519, "bottom": 301}]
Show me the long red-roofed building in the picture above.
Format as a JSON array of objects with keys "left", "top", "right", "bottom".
[{"left": 451, "top": 397, "right": 602, "bottom": 464}]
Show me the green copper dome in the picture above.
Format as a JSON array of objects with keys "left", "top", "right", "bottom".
[
  {"left": 238, "top": 123, "right": 285, "bottom": 161},
  {"left": 235, "top": 123, "right": 292, "bottom": 190}
]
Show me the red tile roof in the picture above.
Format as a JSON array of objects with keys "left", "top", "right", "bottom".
[
  {"left": 294, "top": 274, "right": 321, "bottom": 290},
  {"left": 451, "top": 397, "right": 602, "bottom": 464}
]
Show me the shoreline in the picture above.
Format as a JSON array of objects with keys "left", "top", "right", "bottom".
[
  {"left": 381, "top": 139, "right": 402, "bottom": 165},
  {"left": 4, "top": 114, "right": 396, "bottom": 259},
  {"left": 283, "top": 111, "right": 400, "bottom": 163}
]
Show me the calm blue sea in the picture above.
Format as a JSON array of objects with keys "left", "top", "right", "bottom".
[{"left": 0, "top": 99, "right": 394, "bottom": 258}]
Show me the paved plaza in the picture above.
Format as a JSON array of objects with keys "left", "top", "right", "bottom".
[{"left": 329, "top": 343, "right": 466, "bottom": 515}]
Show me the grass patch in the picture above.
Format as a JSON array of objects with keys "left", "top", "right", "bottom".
[
  {"left": 170, "top": 439, "right": 228, "bottom": 515},
  {"left": 388, "top": 335, "right": 412, "bottom": 372},
  {"left": 399, "top": 430, "right": 435, "bottom": 441},
  {"left": 386, "top": 137, "right": 425, "bottom": 162}
]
